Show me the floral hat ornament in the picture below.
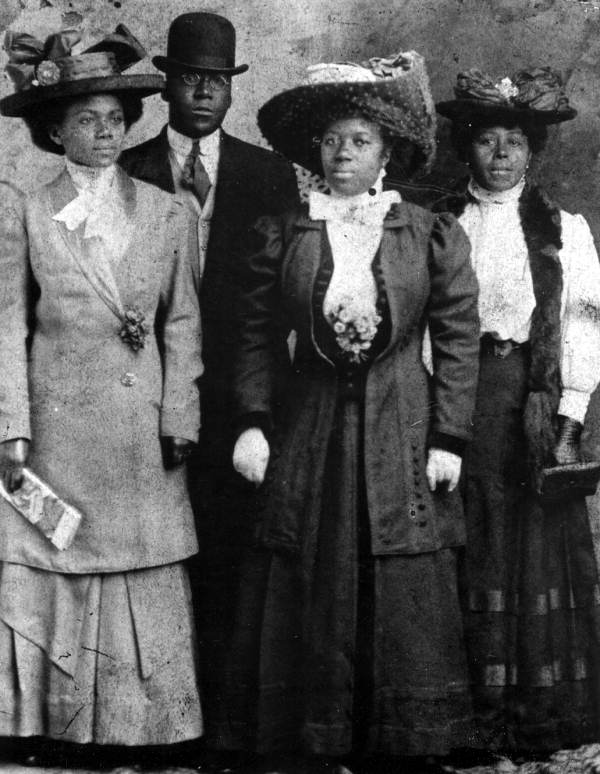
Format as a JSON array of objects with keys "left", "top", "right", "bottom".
[
  {"left": 0, "top": 24, "right": 164, "bottom": 117},
  {"left": 257, "top": 51, "right": 437, "bottom": 179},
  {"left": 437, "top": 67, "right": 576, "bottom": 126}
]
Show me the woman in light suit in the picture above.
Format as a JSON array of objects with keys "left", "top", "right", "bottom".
[{"left": 0, "top": 27, "right": 203, "bottom": 764}]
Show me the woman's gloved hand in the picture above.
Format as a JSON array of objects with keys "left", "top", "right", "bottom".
[
  {"left": 553, "top": 415, "right": 583, "bottom": 465},
  {"left": 233, "top": 427, "right": 270, "bottom": 485},
  {"left": 161, "top": 436, "right": 195, "bottom": 470},
  {"left": 426, "top": 447, "right": 462, "bottom": 492},
  {"left": 0, "top": 438, "right": 30, "bottom": 493}
]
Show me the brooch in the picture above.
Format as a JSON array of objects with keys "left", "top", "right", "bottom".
[{"left": 119, "top": 308, "right": 148, "bottom": 352}]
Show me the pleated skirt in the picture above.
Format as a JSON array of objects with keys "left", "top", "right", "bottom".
[
  {"left": 461, "top": 343, "right": 600, "bottom": 752},
  {"left": 223, "top": 397, "right": 473, "bottom": 757},
  {"left": 0, "top": 560, "right": 203, "bottom": 745}
]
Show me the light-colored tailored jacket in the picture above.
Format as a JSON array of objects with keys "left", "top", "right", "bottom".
[{"left": 0, "top": 168, "right": 202, "bottom": 573}]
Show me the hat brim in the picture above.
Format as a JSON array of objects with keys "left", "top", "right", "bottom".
[
  {"left": 436, "top": 98, "right": 576, "bottom": 126},
  {"left": 257, "top": 80, "right": 436, "bottom": 179},
  {"left": 152, "top": 56, "right": 248, "bottom": 75},
  {"left": 0, "top": 74, "right": 165, "bottom": 117}
]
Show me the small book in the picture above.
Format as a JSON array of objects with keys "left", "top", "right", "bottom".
[{"left": 0, "top": 468, "right": 82, "bottom": 550}]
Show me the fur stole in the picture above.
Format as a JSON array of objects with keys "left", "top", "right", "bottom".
[{"left": 434, "top": 180, "right": 563, "bottom": 485}]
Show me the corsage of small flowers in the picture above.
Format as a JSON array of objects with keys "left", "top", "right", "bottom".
[
  {"left": 327, "top": 295, "right": 381, "bottom": 363},
  {"left": 119, "top": 308, "right": 148, "bottom": 352}
]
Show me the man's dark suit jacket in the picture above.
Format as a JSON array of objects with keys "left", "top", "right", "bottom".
[{"left": 120, "top": 127, "right": 299, "bottom": 466}]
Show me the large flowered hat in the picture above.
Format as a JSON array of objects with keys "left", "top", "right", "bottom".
[
  {"left": 437, "top": 67, "right": 576, "bottom": 126},
  {"left": 257, "top": 51, "right": 437, "bottom": 178},
  {"left": 0, "top": 24, "right": 164, "bottom": 117}
]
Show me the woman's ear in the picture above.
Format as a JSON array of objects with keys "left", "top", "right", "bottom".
[
  {"left": 381, "top": 144, "right": 392, "bottom": 167},
  {"left": 48, "top": 124, "right": 63, "bottom": 148}
]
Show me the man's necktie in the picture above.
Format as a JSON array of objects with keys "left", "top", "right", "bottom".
[{"left": 181, "top": 139, "right": 212, "bottom": 207}]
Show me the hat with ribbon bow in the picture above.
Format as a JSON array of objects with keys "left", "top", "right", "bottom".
[
  {"left": 0, "top": 24, "right": 164, "bottom": 117},
  {"left": 257, "top": 51, "right": 436, "bottom": 179},
  {"left": 437, "top": 67, "right": 576, "bottom": 126}
]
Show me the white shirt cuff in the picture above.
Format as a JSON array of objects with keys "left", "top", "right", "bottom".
[{"left": 558, "top": 389, "right": 591, "bottom": 424}]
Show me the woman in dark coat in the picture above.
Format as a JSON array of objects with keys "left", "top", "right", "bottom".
[
  {"left": 0, "top": 27, "right": 203, "bottom": 763},
  {"left": 223, "top": 54, "right": 481, "bottom": 772},
  {"left": 436, "top": 67, "right": 600, "bottom": 753}
]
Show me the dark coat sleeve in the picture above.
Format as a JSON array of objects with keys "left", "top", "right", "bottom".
[
  {"left": 426, "top": 212, "right": 480, "bottom": 448},
  {"left": 232, "top": 214, "right": 292, "bottom": 434}
]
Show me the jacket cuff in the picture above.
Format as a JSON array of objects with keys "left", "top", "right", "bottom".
[
  {"left": 235, "top": 411, "right": 272, "bottom": 441},
  {"left": 428, "top": 431, "right": 467, "bottom": 458},
  {"left": 0, "top": 414, "right": 31, "bottom": 444},
  {"left": 160, "top": 408, "right": 199, "bottom": 443}
]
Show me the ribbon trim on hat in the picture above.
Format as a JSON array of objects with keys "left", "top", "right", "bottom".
[
  {"left": 455, "top": 66, "right": 572, "bottom": 114},
  {"left": 4, "top": 29, "right": 81, "bottom": 90},
  {"left": 3, "top": 24, "right": 146, "bottom": 93}
]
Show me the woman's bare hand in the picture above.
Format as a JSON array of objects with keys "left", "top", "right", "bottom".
[{"left": 0, "top": 438, "right": 30, "bottom": 493}]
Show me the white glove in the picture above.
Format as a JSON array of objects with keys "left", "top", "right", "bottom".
[
  {"left": 426, "top": 447, "right": 462, "bottom": 492},
  {"left": 233, "top": 427, "right": 270, "bottom": 485}
]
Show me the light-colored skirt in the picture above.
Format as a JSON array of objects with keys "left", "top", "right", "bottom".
[{"left": 0, "top": 560, "right": 203, "bottom": 745}]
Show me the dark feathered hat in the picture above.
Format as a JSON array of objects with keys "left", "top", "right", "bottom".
[
  {"left": 257, "top": 52, "right": 437, "bottom": 179},
  {"left": 437, "top": 67, "right": 576, "bottom": 127},
  {"left": 0, "top": 24, "right": 163, "bottom": 117}
]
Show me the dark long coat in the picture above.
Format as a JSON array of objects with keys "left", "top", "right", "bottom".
[{"left": 234, "top": 203, "right": 481, "bottom": 555}]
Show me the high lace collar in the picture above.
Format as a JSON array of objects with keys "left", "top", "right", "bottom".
[
  {"left": 468, "top": 176, "right": 526, "bottom": 205},
  {"left": 65, "top": 159, "right": 116, "bottom": 195},
  {"left": 309, "top": 171, "right": 401, "bottom": 225}
]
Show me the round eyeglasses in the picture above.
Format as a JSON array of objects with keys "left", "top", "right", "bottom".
[{"left": 179, "top": 72, "right": 231, "bottom": 91}]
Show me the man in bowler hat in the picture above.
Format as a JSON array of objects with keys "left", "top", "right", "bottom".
[{"left": 120, "top": 11, "right": 299, "bottom": 757}]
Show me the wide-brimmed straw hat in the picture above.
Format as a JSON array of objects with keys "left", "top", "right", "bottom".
[
  {"left": 257, "top": 51, "right": 437, "bottom": 178},
  {"left": 0, "top": 24, "right": 164, "bottom": 117},
  {"left": 152, "top": 12, "right": 248, "bottom": 76},
  {"left": 437, "top": 67, "right": 576, "bottom": 127}
]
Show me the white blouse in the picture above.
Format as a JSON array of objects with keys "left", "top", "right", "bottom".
[
  {"left": 459, "top": 178, "right": 600, "bottom": 423},
  {"left": 308, "top": 178, "right": 401, "bottom": 321}
]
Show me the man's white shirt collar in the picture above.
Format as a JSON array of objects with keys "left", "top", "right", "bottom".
[{"left": 167, "top": 125, "right": 221, "bottom": 184}]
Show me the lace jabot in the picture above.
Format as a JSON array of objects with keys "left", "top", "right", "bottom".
[{"left": 53, "top": 160, "right": 132, "bottom": 260}]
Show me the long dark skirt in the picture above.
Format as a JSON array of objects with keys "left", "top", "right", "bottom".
[
  {"left": 461, "top": 343, "right": 600, "bottom": 752},
  {"left": 222, "top": 397, "right": 473, "bottom": 758}
]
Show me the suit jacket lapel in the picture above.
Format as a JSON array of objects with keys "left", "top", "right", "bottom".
[
  {"left": 128, "top": 127, "right": 176, "bottom": 194},
  {"left": 212, "top": 132, "right": 243, "bottom": 219},
  {"left": 46, "top": 168, "right": 130, "bottom": 321}
]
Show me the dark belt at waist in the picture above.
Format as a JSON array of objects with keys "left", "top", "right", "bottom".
[{"left": 480, "top": 333, "right": 529, "bottom": 359}]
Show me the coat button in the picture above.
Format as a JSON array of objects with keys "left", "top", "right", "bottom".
[{"left": 121, "top": 372, "right": 137, "bottom": 387}]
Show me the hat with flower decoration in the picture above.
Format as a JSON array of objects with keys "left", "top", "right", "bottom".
[
  {"left": 436, "top": 67, "right": 576, "bottom": 126},
  {"left": 0, "top": 24, "right": 164, "bottom": 117},
  {"left": 257, "top": 51, "right": 437, "bottom": 179}
]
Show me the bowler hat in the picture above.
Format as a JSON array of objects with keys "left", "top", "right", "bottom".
[{"left": 153, "top": 12, "right": 248, "bottom": 75}]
